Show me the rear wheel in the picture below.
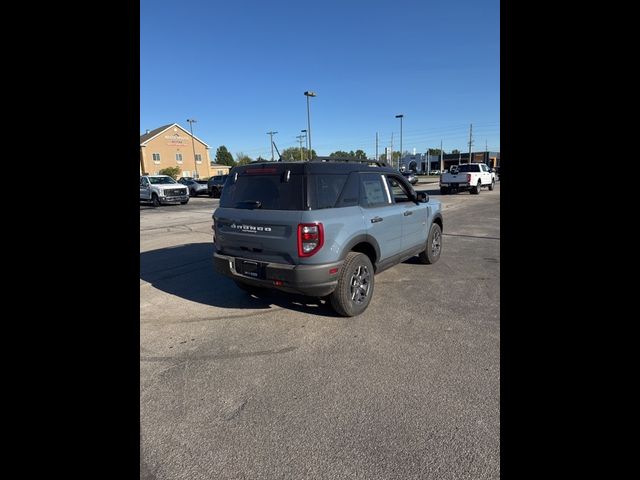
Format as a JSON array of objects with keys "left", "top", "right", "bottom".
[
  {"left": 329, "top": 252, "right": 375, "bottom": 317},
  {"left": 471, "top": 180, "right": 481, "bottom": 194},
  {"left": 488, "top": 179, "right": 495, "bottom": 191},
  {"left": 418, "top": 223, "right": 442, "bottom": 264},
  {"left": 440, "top": 187, "right": 449, "bottom": 195}
]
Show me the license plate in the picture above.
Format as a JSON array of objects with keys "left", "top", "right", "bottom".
[{"left": 242, "top": 261, "right": 260, "bottom": 278}]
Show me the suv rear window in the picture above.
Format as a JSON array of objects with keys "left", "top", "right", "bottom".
[{"left": 220, "top": 167, "right": 304, "bottom": 210}]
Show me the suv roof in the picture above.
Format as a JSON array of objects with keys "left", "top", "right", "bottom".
[{"left": 236, "top": 160, "right": 395, "bottom": 175}]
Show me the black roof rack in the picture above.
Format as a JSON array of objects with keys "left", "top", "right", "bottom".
[{"left": 311, "top": 156, "right": 389, "bottom": 167}]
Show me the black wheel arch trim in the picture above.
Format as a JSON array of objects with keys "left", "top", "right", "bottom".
[{"left": 340, "top": 234, "right": 381, "bottom": 266}]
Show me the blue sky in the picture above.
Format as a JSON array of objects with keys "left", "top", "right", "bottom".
[{"left": 140, "top": 0, "right": 499, "bottom": 160}]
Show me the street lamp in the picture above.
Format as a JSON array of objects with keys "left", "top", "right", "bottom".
[
  {"left": 304, "top": 91, "right": 316, "bottom": 160},
  {"left": 395, "top": 114, "right": 404, "bottom": 171},
  {"left": 186, "top": 118, "right": 198, "bottom": 178}
]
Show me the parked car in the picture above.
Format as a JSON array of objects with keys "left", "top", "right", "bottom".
[
  {"left": 401, "top": 171, "right": 418, "bottom": 185},
  {"left": 212, "top": 159, "right": 443, "bottom": 317},
  {"left": 140, "top": 175, "right": 189, "bottom": 207},
  {"left": 178, "top": 178, "right": 209, "bottom": 196},
  {"left": 429, "top": 170, "right": 441, "bottom": 175},
  {"left": 207, "top": 174, "right": 229, "bottom": 198},
  {"left": 439, "top": 163, "right": 495, "bottom": 195}
]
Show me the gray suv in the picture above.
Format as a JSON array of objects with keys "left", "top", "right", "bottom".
[{"left": 212, "top": 160, "right": 443, "bottom": 316}]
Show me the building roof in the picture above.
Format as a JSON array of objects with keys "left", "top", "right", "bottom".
[
  {"left": 140, "top": 123, "right": 210, "bottom": 148},
  {"left": 210, "top": 163, "right": 231, "bottom": 167}
]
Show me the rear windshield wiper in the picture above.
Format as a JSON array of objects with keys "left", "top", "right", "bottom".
[{"left": 235, "top": 200, "right": 263, "bottom": 209}]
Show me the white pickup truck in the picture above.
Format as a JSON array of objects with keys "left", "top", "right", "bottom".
[
  {"left": 140, "top": 175, "right": 189, "bottom": 207},
  {"left": 440, "top": 163, "right": 495, "bottom": 194}
]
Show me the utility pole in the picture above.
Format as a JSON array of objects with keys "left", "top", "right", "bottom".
[
  {"left": 296, "top": 134, "right": 305, "bottom": 161},
  {"left": 440, "top": 139, "right": 443, "bottom": 172},
  {"left": 467, "top": 123, "right": 473, "bottom": 164},
  {"left": 186, "top": 118, "right": 198, "bottom": 178},
  {"left": 485, "top": 140, "right": 488, "bottom": 165},
  {"left": 266, "top": 131, "right": 278, "bottom": 161},
  {"left": 390, "top": 132, "right": 394, "bottom": 168},
  {"left": 376, "top": 132, "right": 378, "bottom": 162}
]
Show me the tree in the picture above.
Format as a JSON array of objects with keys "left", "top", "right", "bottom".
[
  {"left": 281, "top": 147, "right": 317, "bottom": 161},
  {"left": 215, "top": 145, "right": 235, "bottom": 167},
  {"left": 158, "top": 166, "right": 181, "bottom": 179},
  {"left": 451, "top": 149, "right": 461, "bottom": 154},
  {"left": 235, "top": 152, "right": 253, "bottom": 166},
  {"left": 427, "top": 148, "right": 443, "bottom": 156},
  {"left": 329, "top": 150, "right": 352, "bottom": 158},
  {"left": 378, "top": 151, "right": 401, "bottom": 163},
  {"left": 255, "top": 156, "right": 267, "bottom": 163},
  {"left": 354, "top": 149, "right": 367, "bottom": 159}
]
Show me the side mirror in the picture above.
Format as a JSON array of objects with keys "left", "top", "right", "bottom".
[{"left": 416, "top": 192, "right": 428, "bottom": 203}]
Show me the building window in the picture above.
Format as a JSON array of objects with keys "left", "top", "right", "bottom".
[
  {"left": 152, "top": 153, "right": 161, "bottom": 162},
  {"left": 217, "top": 170, "right": 224, "bottom": 175},
  {"left": 195, "top": 154, "right": 202, "bottom": 163},
  {"left": 176, "top": 153, "right": 183, "bottom": 163}
]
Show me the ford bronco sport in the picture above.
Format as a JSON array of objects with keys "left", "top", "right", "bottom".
[{"left": 212, "top": 159, "right": 443, "bottom": 316}]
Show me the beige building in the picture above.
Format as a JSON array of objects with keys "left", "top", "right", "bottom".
[{"left": 140, "top": 123, "right": 221, "bottom": 179}]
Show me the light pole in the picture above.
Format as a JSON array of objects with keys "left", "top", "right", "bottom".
[
  {"left": 266, "top": 131, "right": 278, "bottom": 161},
  {"left": 395, "top": 114, "right": 404, "bottom": 171},
  {"left": 186, "top": 118, "right": 198, "bottom": 178},
  {"left": 304, "top": 91, "right": 316, "bottom": 160}
]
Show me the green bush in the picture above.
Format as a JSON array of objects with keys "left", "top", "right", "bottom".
[{"left": 158, "top": 166, "right": 181, "bottom": 179}]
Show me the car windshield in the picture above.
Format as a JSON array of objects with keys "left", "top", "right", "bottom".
[{"left": 149, "top": 176, "right": 177, "bottom": 184}]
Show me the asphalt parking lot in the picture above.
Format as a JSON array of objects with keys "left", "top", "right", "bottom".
[{"left": 140, "top": 182, "right": 500, "bottom": 480}]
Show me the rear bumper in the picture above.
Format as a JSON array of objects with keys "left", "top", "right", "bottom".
[
  {"left": 440, "top": 182, "right": 469, "bottom": 188},
  {"left": 213, "top": 252, "right": 342, "bottom": 297}
]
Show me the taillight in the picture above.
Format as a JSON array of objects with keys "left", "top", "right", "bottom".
[
  {"left": 467, "top": 174, "right": 471, "bottom": 183},
  {"left": 297, "top": 223, "right": 324, "bottom": 257}
]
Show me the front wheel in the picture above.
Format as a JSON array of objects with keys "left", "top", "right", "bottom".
[
  {"left": 329, "top": 252, "right": 375, "bottom": 317},
  {"left": 418, "top": 223, "right": 442, "bottom": 264},
  {"left": 440, "top": 187, "right": 449, "bottom": 195},
  {"left": 152, "top": 194, "right": 160, "bottom": 207},
  {"left": 180, "top": 198, "right": 189, "bottom": 205}
]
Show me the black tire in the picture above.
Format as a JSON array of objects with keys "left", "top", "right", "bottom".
[
  {"left": 213, "top": 187, "right": 221, "bottom": 198},
  {"left": 329, "top": 252, "right": 375, "bottom": 317},
  {"left": 440, "top": 187, "right": 449, "bottom": 195},
  {"left": 180, "top": 198, "right": 189, "bottom": 205},
  {"left": 208, "top": 188, "right": 214, "bottom": 198},
  {"left": 190, "top": 188, "right": 196, "bottom": 196},
  {"left": 234, "top": 280, "right": 264, "bottom": 296},
  {"left": 152, "top": 194, "right": 160, "bottom": 207},
  {"left": 488, "top": 179, "right": 495, "bottom": 191},
  {"left": 471, "top": 180, "right": 481, "bottom": 194},
  {"left": 418, "top": 222, "right": 442, "bottom": 264}
]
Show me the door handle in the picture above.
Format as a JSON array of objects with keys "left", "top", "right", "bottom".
[
  {"left": 370, "top": 216, "right": 383, "bottom": 223},
  {"left": 403, "top": 210, "right": 413, "bottom": 216}
]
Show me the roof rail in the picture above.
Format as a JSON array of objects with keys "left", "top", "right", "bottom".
[{"left": 311, "top": 156, "right": 389, "bottom": 167}]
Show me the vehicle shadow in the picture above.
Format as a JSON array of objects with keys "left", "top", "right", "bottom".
[{"left": 140, "top": 242, "right": 340, "bottom": 317}]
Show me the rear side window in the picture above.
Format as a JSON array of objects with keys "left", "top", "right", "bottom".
[
  {"left": 307, "top": 173, "right": 359, "bottom": 209},
  {"left": 220, "top": 168, "right": 304, "bottom": 210}
]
